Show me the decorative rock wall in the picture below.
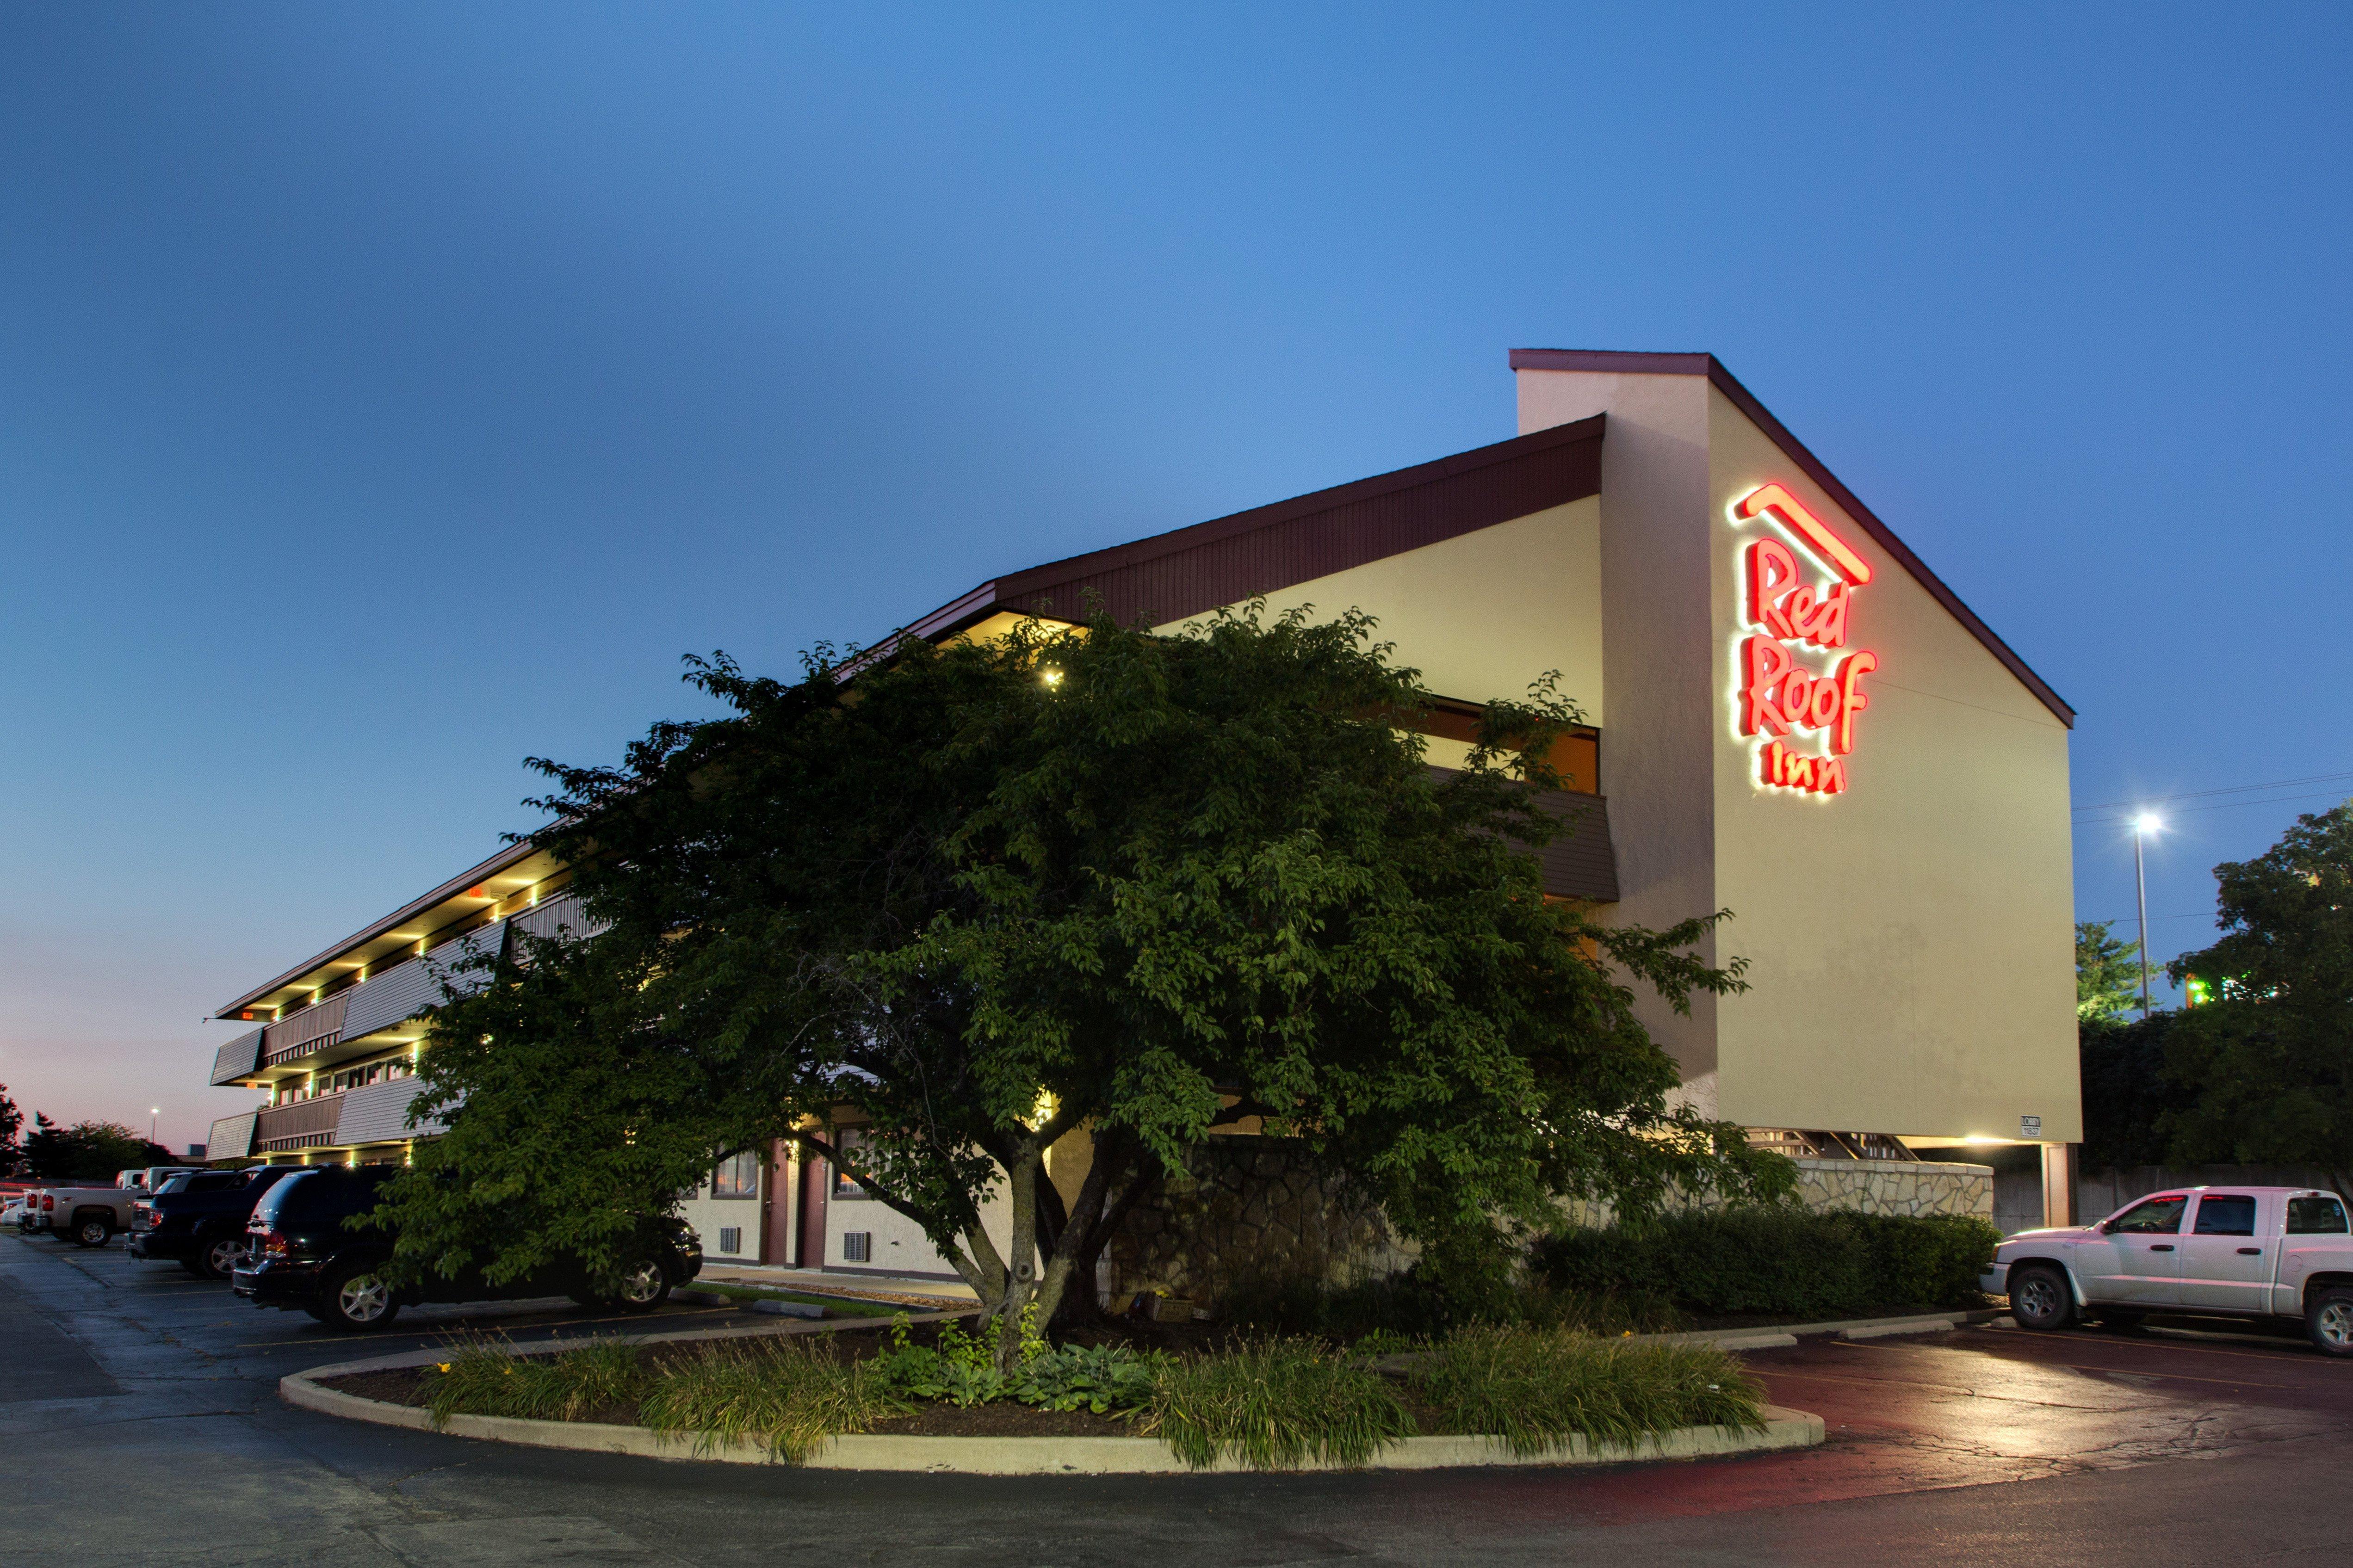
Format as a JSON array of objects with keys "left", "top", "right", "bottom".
[
  {"left": 1789, "top": 1157, "right": 1993, "bottom": 1220},
  {"left": 1105, "top": 1136, "right": 1414, "bottom": 1303}
]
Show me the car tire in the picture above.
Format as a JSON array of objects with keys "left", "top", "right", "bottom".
[
  {"left": 180, "top": 1257, "right": 209, "bottom": 1277},
  {"left": 73, "top": 1216, "right": 112, "bottom": 1248},
  {"left": 2306, "top": 1285, "right": 2353, "bottom": 1358},
  {"left": 2008, "top": 1263, "right": 2075, "bottom": 1331},
  {"left": 321, "top": 1264, "right": 403, "bottom": 1331},
  {"left": 612, "top": 1258, "right": 671, "bottom": 1314},
  {"left": 198, "top": 1234, "right": 249, "bottom": 1281}
]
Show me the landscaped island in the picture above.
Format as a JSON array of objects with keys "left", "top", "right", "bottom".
[{"left": 322, "top": 1316, "right": 1769, "bottom": 1470}]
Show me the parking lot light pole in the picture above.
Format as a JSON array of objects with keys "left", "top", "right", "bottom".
[{"left": 2133, "top": 813, "right": 2161, "bottom": 1017}]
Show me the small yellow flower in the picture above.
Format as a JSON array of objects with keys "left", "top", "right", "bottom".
[{"left": 435, "top": 1362, "right": 451, "bottom": 1373}]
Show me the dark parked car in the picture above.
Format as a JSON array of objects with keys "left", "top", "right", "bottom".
[
  {"left": 233, "top": 1167, "right": 703, "bottom": 1330},
  {"left": 129, "top": 1167, "right": 303, "bottom": 1278}
]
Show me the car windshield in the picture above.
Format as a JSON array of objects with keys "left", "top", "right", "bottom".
[{"left": 2109, "top": 1195, "right": 2188, "bottom": 1234}]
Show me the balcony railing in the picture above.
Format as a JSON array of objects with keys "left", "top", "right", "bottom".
[
  {"left": 254, "top": 1096, "right": 342, "bottom": 1152},
  {"left": 207, "top": 1111, "right": 257, "bottom": 1162},
  {"left": 261, "top": 991, "right": 348, "bottom": 1068},
  {"left": 210, "top": 1027, "right": 266, "bottom": 1086}
]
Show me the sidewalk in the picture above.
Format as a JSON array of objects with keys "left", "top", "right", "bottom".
[{"left": 695, "top": 1261, "right": 980, "bottom": 1310}]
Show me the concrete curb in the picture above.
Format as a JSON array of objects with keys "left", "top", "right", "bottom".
[
  {"left": 277, "top": 1370, "right": 1824, "bottom": 1474},
  {"left": 1646, "top": 1309, "right": 1999, "bottom": 1348}
]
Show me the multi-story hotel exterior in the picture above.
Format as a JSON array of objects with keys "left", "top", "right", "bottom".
[{"left": 200, "top": 349, "right": 2081, "bottom": 1276}]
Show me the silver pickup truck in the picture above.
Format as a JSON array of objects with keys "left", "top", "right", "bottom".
[
  {"left": 1985, "top": 1185, "right": 2353, "bottom": 1356},
  {"left": 22, "top": 1169, "right": 200, "bottom": 1247}
]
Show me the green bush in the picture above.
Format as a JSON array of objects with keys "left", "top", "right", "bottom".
[
  {"left": 422, "top": 1337, "right": 649, "bottom": 1428},
  {"left": 1415, "top": 1327, "right": 1766, "bottom": 1456},
  {"left": 1220, "top": 1268, "right": 1677, "bottom": 1344},
  {"left": 1532, "top": 1208, "right": 2000, "bottom": 1319},
  {"left": 637, "top": 1338, "right": 907, "bottom": 1462},
  {"left": 1145, "top": 1337, "right": 1413, "bottom": 1469}
]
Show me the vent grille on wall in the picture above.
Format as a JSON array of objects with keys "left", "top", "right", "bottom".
[
  {"left": 718, "top": 1227, "right": 741, "bottom": 1255},
  {"left": 842, "top": 1232, "right": 872, "bottom": 1263}
]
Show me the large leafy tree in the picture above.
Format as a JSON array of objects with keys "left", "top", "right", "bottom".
[
  {"left": 2075, "top": 920, "right": 2144, "bottom": 1022},
  {"left": 2161, "top": 803, "right": 2353, "bottom": 1195},
  {"left": 20, "top": 1117, "right": 173, "bottom": 1181},
  {"left": 0, "top": 1085, "right": 21, "bottom": 1178},
  {"left": 374, "top": 607, "right": 1790, "bottom": 1355}
]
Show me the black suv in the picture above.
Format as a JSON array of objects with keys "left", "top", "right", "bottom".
[
  {"left": 129, "top": 1166, "right": 302, "bottom": 1278},
  {"left": 233, "top": 1167, "right": 703, "bottom": 1330}
]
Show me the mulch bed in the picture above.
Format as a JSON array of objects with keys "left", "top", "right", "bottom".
[{"left": 315, "top": 1322, "right": 1153, "bottom": 1439}]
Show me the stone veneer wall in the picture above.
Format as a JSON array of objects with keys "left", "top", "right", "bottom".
[
  {"left": 1105, "top": 1136, "right": 1413, "bottom": 1303},
  {"left": 1789, "top": 1157, "right": 1993, "bottom": 1220},
  {"left": 1108, "top": 1140, "right": 1994, "bottom": 1304}
]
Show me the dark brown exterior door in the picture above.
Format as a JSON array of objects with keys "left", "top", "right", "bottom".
[{"left": 796, "top": 1148, "right": 828, "bottom": 1267}]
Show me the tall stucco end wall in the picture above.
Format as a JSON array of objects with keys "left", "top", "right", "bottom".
[
  {"left": 1703, "top": 389, "right": 2080, "bottom": 1143},
  {"left": 1518, "top": 369, "right": 1724, "bottom": 1107}
]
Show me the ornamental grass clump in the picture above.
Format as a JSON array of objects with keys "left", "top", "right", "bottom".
[
  {"left": 1414, "top": 1326, "right": 1765, "bottom": 1457},
  {"left": 422, "top": 1336, "right": 648, "bottom": 1428},
  {"left": 1144, "top": 1337, "right": 1412, "bottom": 1470},
  {"left": 637, "top": 1338, "right": 906, "bottom": 1463}
]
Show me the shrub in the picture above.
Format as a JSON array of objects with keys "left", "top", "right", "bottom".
[
  {"left": 422, "top": 1337, "right": 649, "bottom": 1428},
  {"left": 1221, "top": 1268, "right": 1676, "bottom": 1344},
  {"left": 1144, "top": 1337, "right": 1413, "bottom": 1469},
  {"left": 1414, "top": 1327, "right": 1765, "bottom": 1456},
  {"left": 1532, "top": 1208, "right": 2001, "bottom": 1319},
  {"left": 637, "top": 1338, "right": 906, "bottom": 1462},
  {"left": 1010, "top": 1341, "right": 1165, "bottom": 1415},
  {"left": 867, "top": 1315, "right": 1014, "bottom": 1407}
]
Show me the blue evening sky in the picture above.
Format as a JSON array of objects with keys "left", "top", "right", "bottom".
[{"left": 2, "top": 6, "right": 2345, "bottom": 1146}]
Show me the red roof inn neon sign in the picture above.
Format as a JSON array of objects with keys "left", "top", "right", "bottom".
[{"left": 1732, "top": 483, "right": 1876, "bottom": 797}]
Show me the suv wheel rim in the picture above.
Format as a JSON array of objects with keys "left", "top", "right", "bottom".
[
  {"left": 208, "top": 1238, "right": 246, "bottom": 1275},
  {"left": 2016, "top": 1274, "right": 2061, "bottom": 1322},
  {"left": 339, "top": 1275, "right": 391, "bottom": 1323},
  {"left": 619, "top": 1261, "right": 663, "bottom": 1305},
  {"left": 2320, "top": 1302, "right": 2353, "bottom": 1349}
]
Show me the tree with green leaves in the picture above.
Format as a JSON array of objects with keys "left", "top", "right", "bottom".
[
  {"left": 2161, "top": 802, "right": 2353, "bottom": 1196},
  {"left": 372, "top": 606, "right": 1791, "bottom": 1362},
  {"left": 20, "top": 1117, "right": 173, "bottom": 1181},
  {"left": 2075, "top": 920, "right": 2144, "bottom": 1022},
  {"left": 0, "top": 1085, "right": 22, "bottom": 1178}
]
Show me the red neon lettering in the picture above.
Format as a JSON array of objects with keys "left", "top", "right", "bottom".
[
  {"left": 1746, "top": 538, "right": 1800, "bottom": 634},
  {"left": 1735, "top": 483, "right": 1874, "bottom": 587},
  {"left": 1803, "top": 675, "right": 1841, "bottom": 730},
  {"left": 1742, "top": 636, "right": 1792, "bottom": 736},
  {"left": 1832, "top": 651, "right": 1875, "bottom": 755},
  {"left": 1778, "top": 667, "right": 1812, "bottom": 722},
  {"left": 1785, "top": 580, "right": 1848, "bottom": 648},
  {"left": 1760, "top": 741, "right": 1848, "bottom": 795}
]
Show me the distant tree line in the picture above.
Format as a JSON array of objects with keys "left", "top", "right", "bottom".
[
  {"left": 2076, "top": 801, "right": 2353, "bottom": 1198},
  {"left": 0, "top": 1089, "right": 173, "bottom": 1180}
]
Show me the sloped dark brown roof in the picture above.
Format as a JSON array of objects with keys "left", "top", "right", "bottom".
[
  {"left": 1508, "top": 349, "right": 2074, "bottom": 728},
  {"left": 904, "top": 414, "right": 1604, "bottom": 642}
]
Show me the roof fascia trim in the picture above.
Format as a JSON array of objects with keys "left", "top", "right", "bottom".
[{"left": 213, "top": 836, "right": 542, "bottom": 1019}]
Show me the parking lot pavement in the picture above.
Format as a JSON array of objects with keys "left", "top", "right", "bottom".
[{"left": 8, "top": 1230, "right": 2353, "bottom": 1568}]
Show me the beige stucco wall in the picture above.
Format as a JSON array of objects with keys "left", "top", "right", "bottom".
[
  {"left": 1162, "top": 496, "right": 1604, "bottom": 723},
  {"left": 1518, "top": 372, "right": 1725, "bottom": 1105},
  {"left": 1702, "top": 389, "right": 2079, "bottom": 1142}
]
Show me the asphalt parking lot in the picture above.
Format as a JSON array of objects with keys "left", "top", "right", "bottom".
[{"left": 7, "top": 1229, "right": 2353, "bottom": 1568}]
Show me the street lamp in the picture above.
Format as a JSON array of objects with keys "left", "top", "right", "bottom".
[
  {"left": 2132, "top": 813, "right": 2162, "bottom": 1017},
  {"left": 149, "top": 1107, "right": 160, "bottom": 1142}
]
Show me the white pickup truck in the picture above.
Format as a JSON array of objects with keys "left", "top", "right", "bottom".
[{"left": 1985, "top": 1185, "right": 2353, "bottom": 1356}]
